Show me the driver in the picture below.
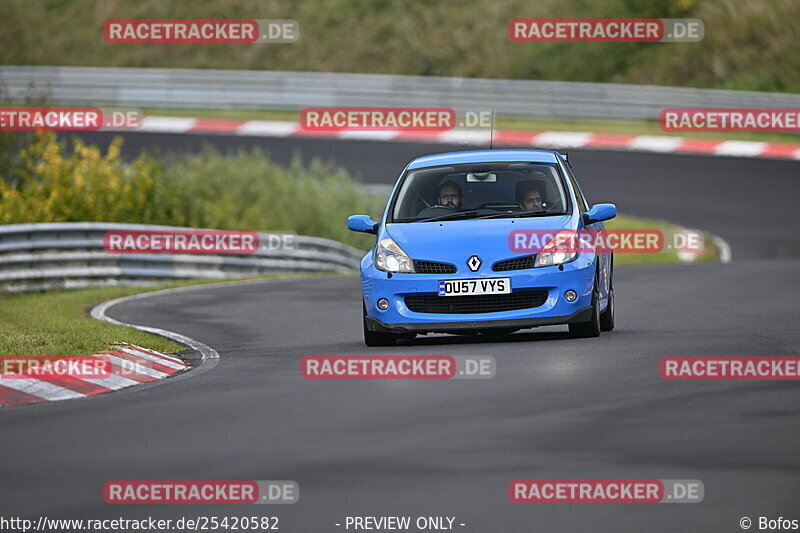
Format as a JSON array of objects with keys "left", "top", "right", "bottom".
[
  {"left": 516, "top": 180, "right": 545, "bottom": 211},
  {"left": 437, "top": 180, "right": 463, "bottom": 210}
]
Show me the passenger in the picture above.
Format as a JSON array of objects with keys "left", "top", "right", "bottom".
[{"left": 516, "top": 181, "right": 546, "bottom": 211}]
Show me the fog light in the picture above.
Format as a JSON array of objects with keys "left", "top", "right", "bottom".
[
  {"left": 564, "top": 290, "right": 577, "bottom": 302},
  {"left": 377, "top": 298, "right": 390, "bottom": 310}
]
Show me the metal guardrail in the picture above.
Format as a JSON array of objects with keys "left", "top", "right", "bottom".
[
  {"left": 0, "top": 222, "right": 365, "bottom": 292},
  {"left": 2, "top": 66, "right": 800, "bottom": 120}
]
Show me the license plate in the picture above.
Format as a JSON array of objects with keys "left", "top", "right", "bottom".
[{"left": 438, "top": 278, "right": 511, "bottom": 297}]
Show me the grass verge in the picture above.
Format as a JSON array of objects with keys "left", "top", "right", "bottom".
[
  {"left": 606, "top": 215, "right": 720, "bottom": 266},
  {"left": 0, "top": 274, "right": 325, "bottom": 358}
]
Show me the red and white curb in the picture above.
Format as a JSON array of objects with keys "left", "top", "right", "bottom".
[
  {"left": 0, "top": 279, "right": 240, "bottom": 408},
  {"left": 122, "top": 116, "right": 800, "bottom": 161},
  {"left": 0, "top": 344, "right": 189, "bottom": 407}
]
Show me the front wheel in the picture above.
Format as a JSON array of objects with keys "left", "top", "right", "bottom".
[
  {"left": 568, "top": 282, "right": 601, "bottom": 338},
  {"left": 600, "top": 284, "right": 614, "bottom": 332},
  {"left": 363, "top": 303, "right": 406, "bottom": 346}
]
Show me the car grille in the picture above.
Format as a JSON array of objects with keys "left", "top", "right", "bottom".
[
  {"left": 414, "top": 260, "right": 457, "bottom": 274},
  {"left": 492, "top": 255, "right": 537, "bottom": 271},
  {"left": 405, "top": 290, "right": 548, "bottom": 314}
]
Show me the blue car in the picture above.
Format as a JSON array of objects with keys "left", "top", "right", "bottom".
[{"left": 347, "top": 150, "right": 616, "bottom": 346}]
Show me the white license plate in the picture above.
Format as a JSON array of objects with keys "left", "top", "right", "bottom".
[{"left": 438, "top": 278, "right": 511, "bottom": 297}]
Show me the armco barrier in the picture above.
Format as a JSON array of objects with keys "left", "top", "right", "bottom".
[
  {"left": 2, "top": 66, "right": 800, "bottom": 120},
  {"left": 0, "top": 222, "right": 364, "bottom": 292}
]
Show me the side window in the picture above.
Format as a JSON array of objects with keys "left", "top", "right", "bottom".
[{"left": 564, "top": 163, "right": 589, "bottom": 213}]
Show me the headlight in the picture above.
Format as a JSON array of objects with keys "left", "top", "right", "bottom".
[
  {"left": 375, "top": 238, "right": 415, "bottom": 273},
  {"left": 534, "top": 230, "right": 580, "bottom": 268}
]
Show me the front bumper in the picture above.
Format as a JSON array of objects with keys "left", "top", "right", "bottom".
[
  {"left": 361, "top": 254, "right": 597, "bottom": 333},
  {"left": 365, "top": 305, "right": 593, "bottom": 333}
]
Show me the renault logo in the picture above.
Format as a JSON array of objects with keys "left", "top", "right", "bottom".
[{"left": 467, "top": 255, "right": 482, "bottom": 272}]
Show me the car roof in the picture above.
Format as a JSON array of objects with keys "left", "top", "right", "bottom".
[{"left": 406, "top": 149, "right": 562, "bottom": 170}]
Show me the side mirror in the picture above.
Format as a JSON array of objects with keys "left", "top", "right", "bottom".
[
  {"left": 583, "top": 203, "right": 616, "bottom": 225},
  {"left": 347, "top": 215, "right": 378, "bottom": 234}
]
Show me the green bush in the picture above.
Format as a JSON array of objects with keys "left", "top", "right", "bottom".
[{"left": 0, "top": 132, "right": 383, "bottom": 249}]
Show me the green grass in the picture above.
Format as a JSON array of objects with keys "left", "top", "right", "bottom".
[
  {"left": 0, "top": 274, "right": 323, "bottom": 357},
  {"left": 142, "top": 108, "right": 800, "bottom": 145},
  {"left": 1, "top": 0, "right": 798, "bottom": 93},
  {"left": 0, "top": 284, "right": 186, "bottom": 357},
  {"left": 605, "top": 215, "right": 720, "bottom": 265}
]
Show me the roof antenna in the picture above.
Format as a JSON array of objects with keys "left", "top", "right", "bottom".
[{"left": 489, "top": 109, "right": 495, "bottom": 150}]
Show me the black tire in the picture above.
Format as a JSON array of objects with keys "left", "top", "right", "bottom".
[
  {"left": 568, "top": 281, "right": 601, "bottom": 338},
  {"left": 600, "top": 283, "right": 615, "bottom": 332},
  {"left": 363, "top": 303, "right": 404, "bottom": 346}
]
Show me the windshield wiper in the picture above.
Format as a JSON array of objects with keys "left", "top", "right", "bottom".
[
  {"left": 415, "top": 210, "right": 482, "bottom": 223},
  {"left": 469, "top": 210, "right": 560, "bottom": 220},
  {"left": 414, "top": 209, "right": 563, "bottom": 223},
  {"left": 512, "top": 210, "right": 563, "bottom": 218}
]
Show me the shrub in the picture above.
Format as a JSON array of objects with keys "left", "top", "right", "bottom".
[{"left": 0, "top": 132, "right": 383, "bottom": 249}]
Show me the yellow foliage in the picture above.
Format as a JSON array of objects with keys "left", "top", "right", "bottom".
[
  {"left": 0, "top": 132, "right": 384, "bottom": 250},
  {"left": 0, "top": 132, "right": 161, "bottom": 224}
]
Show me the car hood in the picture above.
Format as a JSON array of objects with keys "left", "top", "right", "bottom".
[{"left": 384, "top": 215, "right": 574, "bottom": 265}]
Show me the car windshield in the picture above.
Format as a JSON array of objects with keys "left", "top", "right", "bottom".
[{"left": 390, "top": 161, "right": 569, "bottom": 223}]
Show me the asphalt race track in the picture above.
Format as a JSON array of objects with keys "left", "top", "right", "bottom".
[{"left": 2, "top": 133, "right": 800, "bottom": 532}]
